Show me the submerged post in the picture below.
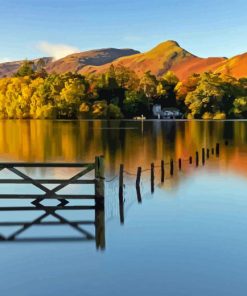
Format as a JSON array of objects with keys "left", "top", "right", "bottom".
[
  {"left": 136, "top": 167, "right": 142, "bottom": 188},
  {"left": 119, "top": 164, "right": 124, "bottom": 224},
  {"left": 178, "top": 158, "right": 182, "bottom": 171},
  {"left": 170, "top": 159, "right": 174, "bottom": 176},
  {"left": 136, "top": 167, "right": 142, "bottom": 203},
  {"left": 202, "top": 148, "right": 205, "bottom": 165},
  {"left": 95, "top": 156, "right": 105, "bottom": 204},
  {"left": 151, "top": 163, "right": 155, "bottom": 193},
  {"left": 189, "top": 156, "right": 193, "bottom": 164},
  {"left": 196, "top": 151, "right": 199, "bottom": 167},
  {"left": 216, "top": 143, "right": 220, "bottom": 157},
  {"left": 119, "top": 164, "right": 124, "bottom": 201},
  {"left": 95, "top": 203, "right": 105, "bottom": 250},
  {"left": 119, "top": 199, "right": 125, "bottom": 225},
  {"left": 161, "top": 160, "right": 165, "bottom": 183}
]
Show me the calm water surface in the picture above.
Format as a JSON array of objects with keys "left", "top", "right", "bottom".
[{"left": 0, "top": 120, "right": 247, "bottom": 296}]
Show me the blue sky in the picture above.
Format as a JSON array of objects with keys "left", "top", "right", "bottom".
[{"left": 0, "top": 0, "right": 246, "bottom": 61}]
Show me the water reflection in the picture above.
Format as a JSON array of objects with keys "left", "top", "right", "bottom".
[
  {"left": 0, "top": 120, "right": 246, "bottom": 248},
  {"left": 0, "top": 120, "right": 247, "bottom": 295},
  {"left": 0, "top": 200, "right": 105, "bottom": 249},
  {"left": 0, "top": 120, "right": 246, "bottom": 175}
]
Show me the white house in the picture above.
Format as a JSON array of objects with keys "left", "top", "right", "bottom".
[{"left": 152, "top": 104, "right": 182, "bottom": 119}]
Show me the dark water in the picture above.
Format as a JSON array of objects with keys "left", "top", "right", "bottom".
[{"left": 0, "top": 120, "right": 247, "bottom": 296}]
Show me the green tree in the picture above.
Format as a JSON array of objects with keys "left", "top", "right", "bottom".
[
  {"left": 15, "top": 60, "right": 35, "bottom": 77},
  {"left": 156, "top": 71, "right": 179, "bottom": 108},
  {"left": 123, "top": 91, "right": 149, "bottom": 118},
  {"left": 107, "top": 104, "right": 123, "bottom": 119}
]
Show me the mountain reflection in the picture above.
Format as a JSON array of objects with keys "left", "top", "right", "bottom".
[{"left": 0, "top": 120, "right": 246, "bottom": 176}]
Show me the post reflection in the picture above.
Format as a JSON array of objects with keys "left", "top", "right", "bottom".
[{"left": 0, "top": 200, "right": 106, "bottom": 250}]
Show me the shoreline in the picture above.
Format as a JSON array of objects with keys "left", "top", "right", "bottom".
[{"left": 0, "top": 118, "right": 247, "bottom": 122}]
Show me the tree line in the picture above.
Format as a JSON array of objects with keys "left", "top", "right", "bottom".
[{"left": 0, "top": 60, "right": 246, "bottom": 119}]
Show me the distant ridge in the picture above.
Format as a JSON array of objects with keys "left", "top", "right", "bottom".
[
  {"left": 45, "top": 48, "right": 140, "bottom": 74},
  {"left": 0, "top": 48, "right": 140, "bottom": 78},
  {"left": 0, "top": 57, "right": 52, "bottom": 78},
  {"left": 0, "top": 41, "right": 246, "bottom": 79}
]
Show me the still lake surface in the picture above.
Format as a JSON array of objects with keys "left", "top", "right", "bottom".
[{"left": 0, "top": 120, "right": 247, "bottom": 296}]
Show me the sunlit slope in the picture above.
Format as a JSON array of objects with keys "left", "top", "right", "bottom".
[
  {"left": 80, "top": 40, "right": 226, "bottom": 80},
  {"left": 215, "top": 52, "right": 247, "bottom": 78},
  {"left": 80, "top": 40, "right": 193, "bottom": 77},
  {"left": 171, "top": 56, "right": 226, "bottom": 80}
]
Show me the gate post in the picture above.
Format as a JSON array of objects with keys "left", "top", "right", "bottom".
[{"left": 95, "top": 156, "right": 105, "bottom": 202}]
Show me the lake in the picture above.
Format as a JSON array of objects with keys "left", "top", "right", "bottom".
[{"left": 0, "top": 120, "right": 247, "bottom": 296}]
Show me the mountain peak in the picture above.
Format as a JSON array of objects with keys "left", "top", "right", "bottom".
[
  {"left": 151, "top": 40, "right": 181, "bottom": 51},
  {"left": 160, "top": 40, "right": 180, "bottom": 47},
  {"left": 147, "top": 40, "right": 185, "bottom": 57}
]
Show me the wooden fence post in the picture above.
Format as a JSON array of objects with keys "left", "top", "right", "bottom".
[
  {"left": 161, "top": 160, "right": 165, "bottom": 183},
  {"left": 216, "top": 143, "right": 220, "bottom": 157},
  {"left": 170, "top": 159, "right": 174, "bottom": 176},
  {"left": 119, "top": 202, "right": 124, "bottom": 224},
  {"left": 136, "top": 166, "right": 142, "bottom": 203},
  {"left": 95, "top": 204, "right": 105, "bottom": 250},
  {"left": 151, "top": 163, "right": 155, "bottom": 193},
  {"left": 119, "top": 164, "right": 124, "bottom": 201},
  {"left": 178, "top": 158, "right": 182, "bottom": 171},
  {"left": 95, "top": 156, "right": 105, "bottom": 205},
  {"left": 202, "top": 148, "right": 205, "bottom": 165},
  {"left": 196, "top": 151, "right": 199, "bottom": 167},
  {"left": 119, "top": 164, "right": 124, "bottom": 225},
  {"left": 136, "top": 167, "right": 142, "bottom": 187}
]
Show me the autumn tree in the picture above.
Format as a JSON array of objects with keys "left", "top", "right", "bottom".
[
  {"left": 139, "top": 71, "right": 158, "bottom": 99},
  {"left": 185, "top": 72, "right": 225, "bottom": 119},
  {"left": 232, "top": 97, "right": 247, "bottom": 118}
]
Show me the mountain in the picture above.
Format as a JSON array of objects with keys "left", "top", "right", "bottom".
[
  {"left": 80, "top": 41, "right": 227, "bottom": 80},
  {"left": 170, "top": 56, "right": 227, "bottom": 80},
  {"left": 45, "top": 48, "right": 140, "bottom": 74},
  {"left": 215, "top": 52, "right": 247, "bottom": 78},
  {"left": 0, "top": 57, "right": 52, "bottom": 78},
  {"left": 0, "top": 41, "right": 246, "bottom": 80},
  {"left": 0, "top": 48, "right": 139, "bottom": 78}
]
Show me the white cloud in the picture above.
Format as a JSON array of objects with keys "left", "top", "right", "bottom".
[{"left": 37, "top": 41, "right": 80, "bottom": 60}]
